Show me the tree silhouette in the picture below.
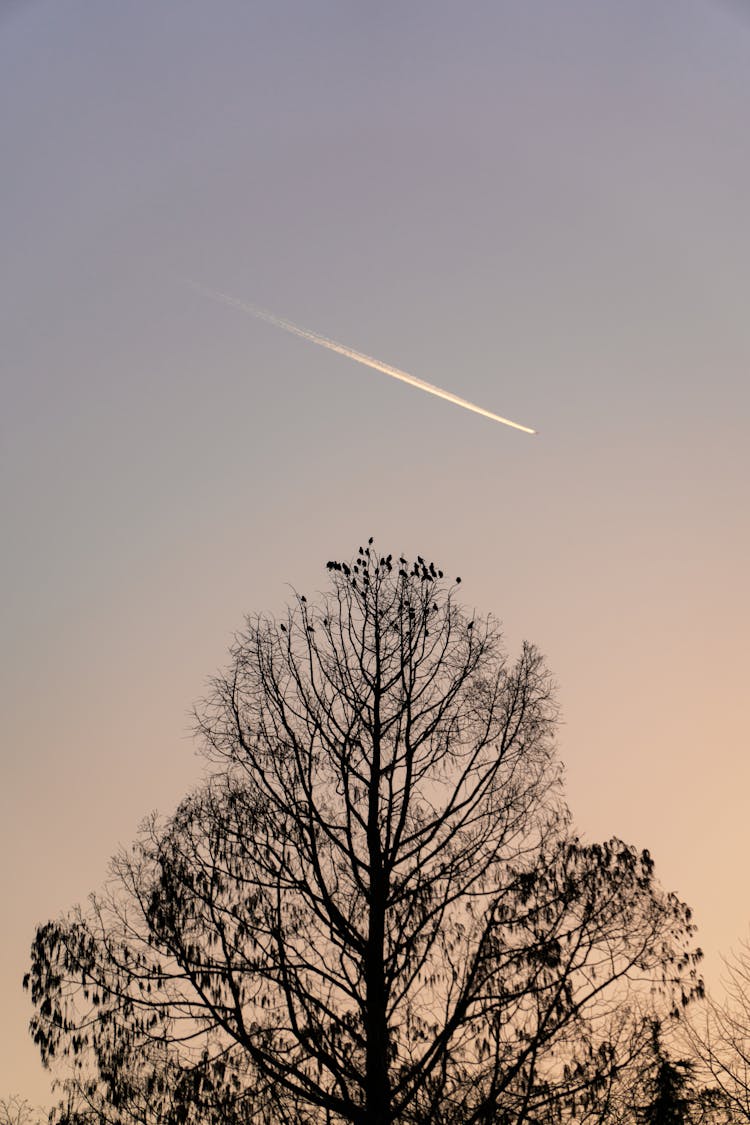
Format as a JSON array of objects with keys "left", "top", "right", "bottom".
[
  {"left": 629, "top": 1021, "right": 733, "bottom": 1125},
  {"left": 25, "top": 547, "right": 703, "bottom": 1124},
  {"left": 635, "top": 1022, "right": 703, "bottom": 1124},
  {"left": 0, "top": 1097, "right": 43, "bottom": 1125},
  {"left": 683, "top": 936, "right": 750, "bottom": 1121}
]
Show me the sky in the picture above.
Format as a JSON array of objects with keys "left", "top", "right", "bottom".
[{"left": 1, "top": 0, "right": 749, "bottom": 1108}]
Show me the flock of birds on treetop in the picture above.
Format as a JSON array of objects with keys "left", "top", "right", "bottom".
[
  {"left": 278, "top": 543, "right": 470, "bottom": 638},
  {"left": 325, "top": 540, "right": 461, "bottom": 589}
]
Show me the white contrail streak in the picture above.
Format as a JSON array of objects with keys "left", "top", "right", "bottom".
[{"left": 184, "top": 280, "right": 537, "bottom": 434}]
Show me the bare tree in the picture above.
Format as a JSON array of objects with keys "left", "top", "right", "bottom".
[
  {"left": 682, "top": 938, "right": 750, "bottom": 1121},
  {"left": 26, "top": 546, "right": 702, "bottom": 1124},
  {"left": 0, "top": 1097, "right": 43, "bottom": 1125}
]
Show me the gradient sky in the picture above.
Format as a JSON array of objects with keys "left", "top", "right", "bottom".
[{"left": 2, "top": 0, "right": 749, "bottom": 1107}]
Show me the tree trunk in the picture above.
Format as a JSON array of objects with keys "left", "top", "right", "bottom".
[
  {"left": 365, "top": 634, "right": 390, "bottom": 1124},
  {"left": 364, "top": 886, "right": 390, "bottom": 1124}
]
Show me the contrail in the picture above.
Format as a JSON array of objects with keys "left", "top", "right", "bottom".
[{"left": 184, "top": 280, "right": 537, "bottom": 434}]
